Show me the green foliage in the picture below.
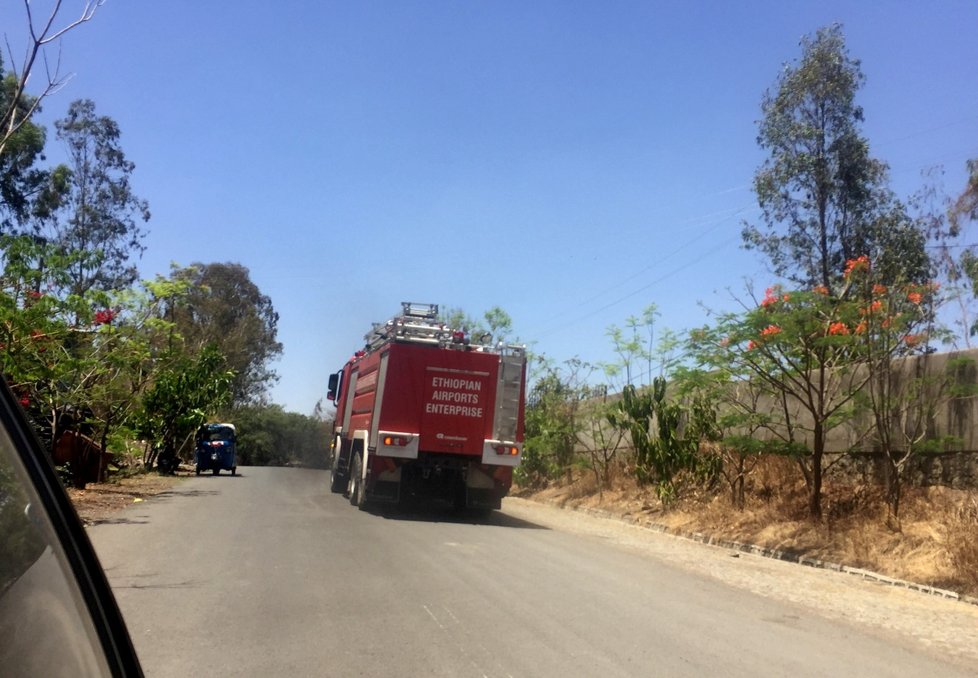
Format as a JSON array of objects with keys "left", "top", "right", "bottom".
[
  {"left": 231, "top": 404, "right": 330, "bottom": 468},
  {"left": 600, "top": 304, "right": 665, "bottom": 388},
  {"left": 0, "top": 56, "right": 54, "bottom": 231},
  {"left": 136, "top": 344, "right": 235, "bottom": 467},
  {"left": 169, "top": 263, "right": 282, "bottom": 406},
  {"left": 607, "top": 376, "right": 718, "bottom": 502},
  {"left": 483, "top": 306, "right": 513, "bottom": 343},
  {"left": 0, "top": 235, "right": 110, "bottom": 444},
  {"left": 0, "top": 228, "right": 288, "bottom": 473},
  {"left": 519, "top": 367, "right": 578, "bottom": 487},
  {"left": 439, "top": 304, "right": 515, "bottom": 345}
]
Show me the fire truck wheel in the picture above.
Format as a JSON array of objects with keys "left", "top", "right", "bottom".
[
  {"left": 329, "top": 473, "right": 345, "bottom": 493},
  {"left": 349, "top": 453, "right": 366, "bottom": 509},
  {"left": 329, "top": 465, "right": 346, "bottom": 493}
]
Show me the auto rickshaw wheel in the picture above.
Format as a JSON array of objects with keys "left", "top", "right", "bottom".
[
  {"left": 195, "top": 466, "right": 200, "bottom": 476},
  {"left": 212, "top": 468, "right": 219, "bottom": 476},
  {"left": 231, "top": 467, "right": 236, "bottom": 476}
]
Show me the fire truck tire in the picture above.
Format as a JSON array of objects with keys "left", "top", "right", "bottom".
[
  {"left": 329, "top": 437, "right": 347, "bottom": 493},
  {"left": 329, "top": 469, "right": 346, "bottom": 493},
  {"left": 349, "top": 452, "right": 366, "bottom": 509}
]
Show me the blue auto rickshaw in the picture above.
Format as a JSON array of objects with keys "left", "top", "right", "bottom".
[{"left": 195, "top": 423, "right": 237, "bottom": 476}]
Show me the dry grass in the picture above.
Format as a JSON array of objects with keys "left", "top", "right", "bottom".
[
  {"left": 945, "top": 496, "right": 978, "bottom": 593},
  {"left": 521, "top": 457, "right": 978, "bottom": 597},
  {"left": 67, "top": 472, "right": 181, "bottom": 525}
]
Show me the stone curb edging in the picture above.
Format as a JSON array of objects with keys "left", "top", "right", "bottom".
[{"left": 519, "top": 497, "right": 978, "bottom": 608}]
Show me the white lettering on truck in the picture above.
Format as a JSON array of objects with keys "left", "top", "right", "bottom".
[
  {"left": 425, "top": 403, "right": 484, "bottom": 417},
  {"left": 431, "top": 377, "right": 482, "bottom": 391},
  {"left": 424, "top": 374, "right": 485, "bottom": 418},
  {"left": 431, "top": 390, "right": 480, "bottom": 404}
]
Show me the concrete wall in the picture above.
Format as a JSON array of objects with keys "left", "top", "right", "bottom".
[{"left": 574, "top": 349, "right": 978, "bottom": 490}]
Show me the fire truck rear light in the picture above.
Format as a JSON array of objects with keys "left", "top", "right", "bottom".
[
  {"left": 383, "top": 435, "right": 408, "bottom": 447},
  {"left": 495, "top": 445, "right": 519, "bottom": 456}
]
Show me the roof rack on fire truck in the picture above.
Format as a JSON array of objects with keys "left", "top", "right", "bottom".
[
  {"left": 364, "top": 302, "right": 451, "bottom": 350},
  {"left": 364, "top": 302, "right": 524, "bottom": 354}
]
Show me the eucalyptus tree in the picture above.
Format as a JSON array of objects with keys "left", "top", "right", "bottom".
[
  {"left": 950, "top": 159, "right": 978, "bottom": 231},
  {"left": 742, "top": 24, "right": 929, "bottom": 292},
  {"left": 47, "top": 99, "right": 150, "bottom": 296},
  {"left": 945, "top": 159, "right": 978, "bottom": 339}
]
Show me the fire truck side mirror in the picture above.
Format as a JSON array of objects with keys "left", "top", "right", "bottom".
[{"left": 327, "top": 372, "right": 340, "bottom": 402}]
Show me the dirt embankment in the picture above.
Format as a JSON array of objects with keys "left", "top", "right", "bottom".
[
  {"left": 516, "top": 458, "right": 978, "bottom": 599},
  {"left": 67, "top": 473, "right": 182, "bottom": 526}
]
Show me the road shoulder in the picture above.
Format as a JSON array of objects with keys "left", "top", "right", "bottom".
[{"left": 503, "top": 496, "right": 978, "bottom": 669}]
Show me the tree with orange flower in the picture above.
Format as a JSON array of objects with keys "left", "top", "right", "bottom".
[
  {"left": 687, "top": 255, "right": 944, "bottom": 521},
  {"left": 842, "top": 257, "right": 967, "bottom": 523}
]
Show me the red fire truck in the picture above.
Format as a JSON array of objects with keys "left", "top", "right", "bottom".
[{"left": 326, "top": 302, "right": 526, "bottom": 511}]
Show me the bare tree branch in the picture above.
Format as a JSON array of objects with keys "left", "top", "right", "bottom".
[{"left": 0, "top": 0, "right": 105, "bottom": 156}]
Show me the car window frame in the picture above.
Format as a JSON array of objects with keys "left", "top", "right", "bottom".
[{"left": 0, "top": 380, "right": 142, "bottom": 677}]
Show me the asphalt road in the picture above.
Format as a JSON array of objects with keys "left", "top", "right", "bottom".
[{"left": 89, "top": 467, "right": 978, "bottom": 677}]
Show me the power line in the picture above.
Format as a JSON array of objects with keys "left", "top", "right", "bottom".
[
  {"left": 875, "top": 115, "right": 978, "bottom": 148},
  {"left": 537, "top": 232, "right": 742, "bottom": 339},
  {"left": 531, "top": 119, "right": 978, "bottom": 345},
  {"left": 532, "top": 203, "right": 756, "bottom": 333}
]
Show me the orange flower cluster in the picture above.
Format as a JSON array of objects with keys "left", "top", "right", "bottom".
[
  {"left": 827, "top": 322, "right": 849, "bottom": 336},
  {"left": 844, "top": 255, "right": 870, "bottom": 277},
  {"left": 813, "top": 285, "right": 829, "bottom": 295},
  {"left": 760, "top": 287, "right": 780, "bottom": 308},
  {"left": 859, "top": 299, "right": 883, "bottom": 315},
  {"left": 904, "top": 333, "right": 925, "bottom": 348},
  {"left": 907, "top": 291, "right": 923, "bottom": 305}
]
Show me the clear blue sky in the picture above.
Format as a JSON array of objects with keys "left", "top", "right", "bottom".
[{"left": 3, "top": 1, "right": 977, "bottom": 414}]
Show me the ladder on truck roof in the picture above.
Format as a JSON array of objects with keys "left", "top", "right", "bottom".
[{"left": 364, "top": 302, "right": 452, "bottom": 350}]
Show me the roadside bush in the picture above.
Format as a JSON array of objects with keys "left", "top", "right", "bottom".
[{"left": 945, "top": 496, "right": 978, "bottom": 596}]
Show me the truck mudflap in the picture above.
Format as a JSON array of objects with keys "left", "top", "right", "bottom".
[
  {"left": 368, "top": 455, "right": 402, "bottom": 502},
  {"left": 463, "top": 463, "right": 510, "bottom": 510}
]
